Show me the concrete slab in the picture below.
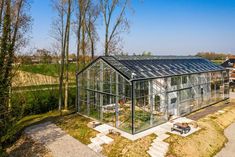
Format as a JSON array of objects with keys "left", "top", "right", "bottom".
[
  {"left": 152, "top": 140, "right": 169, "bottom": 147},
  {"left": 147, "top": 149, "right": 164, "bottom": 157},
  {"left": 149, "top": 145, "right": 167, "bottom": 154},
  {"left": 87, "top": 143, "right": 102, "bottom": 153},
  {"left": 98, "top": 135, "right": 113, "bottom": 144},
  {"left": 94, "top": 124, "right": 113, "bottom": 135},
  {"left": 90, "top": 137, "right": 105, "bottom": 145}
]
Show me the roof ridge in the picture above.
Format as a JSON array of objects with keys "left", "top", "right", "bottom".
[{"left": 108, "top": 55, "right": 202, "bottom": 61}]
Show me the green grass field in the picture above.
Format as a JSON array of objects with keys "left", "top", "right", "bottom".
[{"left": 19, "top": 63, "right": 77, "bottom": 77}]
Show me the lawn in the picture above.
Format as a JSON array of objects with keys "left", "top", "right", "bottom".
[
  {"left": 102, "top": 133, "right": 156, "bottom": 157},
  {"left": 166, "top": 103, "right": 235, "bottom": 157},
  {"left": 55, "top": 114, "right": 98, "bottom": 145}
]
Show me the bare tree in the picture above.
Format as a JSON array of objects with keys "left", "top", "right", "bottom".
[
  {"left": 85, "top": 1, "right": 99, "bottom": 59},
  {"left": 73, "top": 0, "right": 99, "bottom": 109},
  {"left": 51, "top": 0, "right": 66, "bottom": 57},
  {"left": 74, "top": 0, "right": 82, "bottom": 110},
  {"left": 64, "top": 0, "right": 72, "bottom": 110},
  {"left": 51, "top": 0, "right": 66, "bottom": 112},
  {"left": 51, "top": 0, "right": 72, "bottom": 112},
  {"left": 100, "top": 0, "right": 130, "bottom": 56},
  {"left": 74, "top": 0, "right": 89, "bottom": 109}
]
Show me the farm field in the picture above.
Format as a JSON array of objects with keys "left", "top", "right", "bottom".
[
  {"left": 18, "top": 63, "right": 77, "bottom": 77},
  {"left": 12, "top": 63, "right": 82, "bottom": 87}
]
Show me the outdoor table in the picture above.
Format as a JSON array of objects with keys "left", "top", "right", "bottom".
[{"left": 171, "top": 122, "right": 191, "bottom": 134}]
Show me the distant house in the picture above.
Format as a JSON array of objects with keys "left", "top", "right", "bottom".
[
  {"left": 221, "top": 56, "right": 235, "bottom": 83},
  {"left": 77, "top": 55, "right": 229, "bottom": 134}
]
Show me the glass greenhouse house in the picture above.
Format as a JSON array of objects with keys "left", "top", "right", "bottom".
[{"left": 77, "top": 56, "right": 229, "bottom": 134}]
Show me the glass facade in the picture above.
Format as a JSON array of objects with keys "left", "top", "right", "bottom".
[
  {"left": 77, "top": 58, "right": 229, "bottom": 134},
  {"left": 78, "top": 60, "right": 132, "bottom": 133}
]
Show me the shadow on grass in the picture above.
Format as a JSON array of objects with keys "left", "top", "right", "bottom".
[
  {"left": 6, "top": 135, "right": 52, "bottom": 157},
  {"left": 1, "top": 110, "right": 75, "bottom": 148}
]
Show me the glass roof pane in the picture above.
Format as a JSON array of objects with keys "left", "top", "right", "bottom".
[{"left": 87, "top": 56, "right": 226, "bottom": 80}]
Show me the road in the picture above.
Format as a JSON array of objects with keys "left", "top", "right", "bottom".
[{"left": 215, "top": 122, "right": 235, "bottom": 157}]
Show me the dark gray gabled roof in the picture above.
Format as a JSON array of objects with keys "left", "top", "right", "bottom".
[
  {"left": 221, "top": 58, "right": 235, "bottom": 68},
  {"left": 78, "top": 55, "right": 225, "bottom": 81}
]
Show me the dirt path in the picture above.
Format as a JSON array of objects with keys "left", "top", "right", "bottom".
[
  {"left": 25, "top": 122, "right": 103, "bottom": 157},
  {"left": 215, "top": 122, "right": 235, "bottom": 157},
  {"left": 187, "top": 101, "right": 233, "bottom": 121}
]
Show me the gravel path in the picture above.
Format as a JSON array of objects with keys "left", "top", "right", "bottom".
[
  {"left": 215, "top": 122, "right": 235, "bottom": 157},
  {"left": 25, "top": 122, "right": 103, "bottom": 157}
]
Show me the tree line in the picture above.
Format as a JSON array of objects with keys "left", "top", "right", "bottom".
[
  {"left": 196, "top": 52, "right": 234, "bottom": 61},
  {"left": 50, "top": 0, "right": 131, "bottom": 113}
]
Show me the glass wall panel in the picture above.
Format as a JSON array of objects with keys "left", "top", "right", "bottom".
[
  {"left": 77, "top": 59, "right": 132, "bottom": 133},
  {"left": 133, "top": 79, "right": 168, "bottom": 133}
]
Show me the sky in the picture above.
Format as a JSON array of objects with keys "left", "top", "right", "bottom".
[{"left": 30, "top": 0, "right": 235, "bottom": 55}]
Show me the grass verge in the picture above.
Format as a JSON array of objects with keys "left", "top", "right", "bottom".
[
  {"left": 166, "top": 104, "right": 235, "bottom": 157},
  {"left": 55, "top": 114, "right": 98, "bottom": 144},
  {"left": 19, "top": 63, "right": 76, "bottom": 77}
]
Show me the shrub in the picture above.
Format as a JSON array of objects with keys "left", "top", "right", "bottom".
[{"left": 11, "top": 87, "right": 76, "bottom": 119}]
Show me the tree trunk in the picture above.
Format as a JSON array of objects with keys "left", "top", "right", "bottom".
[
  {"left": 75, "top": 12, "right": 82, "bottom": 111},
  {"left": 64, "top": 8, "right": 71, "bottom": 110},
  {"left": 81, "top": 15, "right": 86, "bottom": 67},
  {"left": 0, "top": 0, "right": 5, "bottom": 29},
  {"left": 64, "top": 0, "right": 71, "bottom": 110},
  {"left": 59, "top": 0, "right": 71, "bottom": 112},
  {"left": 91, "top": 40, "right": 94, "bottom": 59},
  {"left": 0, "top": 0, "right": 12, "bottom": 147},
  {"left": 105, "top": 25, "right": 109, "bottom": 56},
  {"left": 58, "top": 0, "right": 64, "bottom": 112}
]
